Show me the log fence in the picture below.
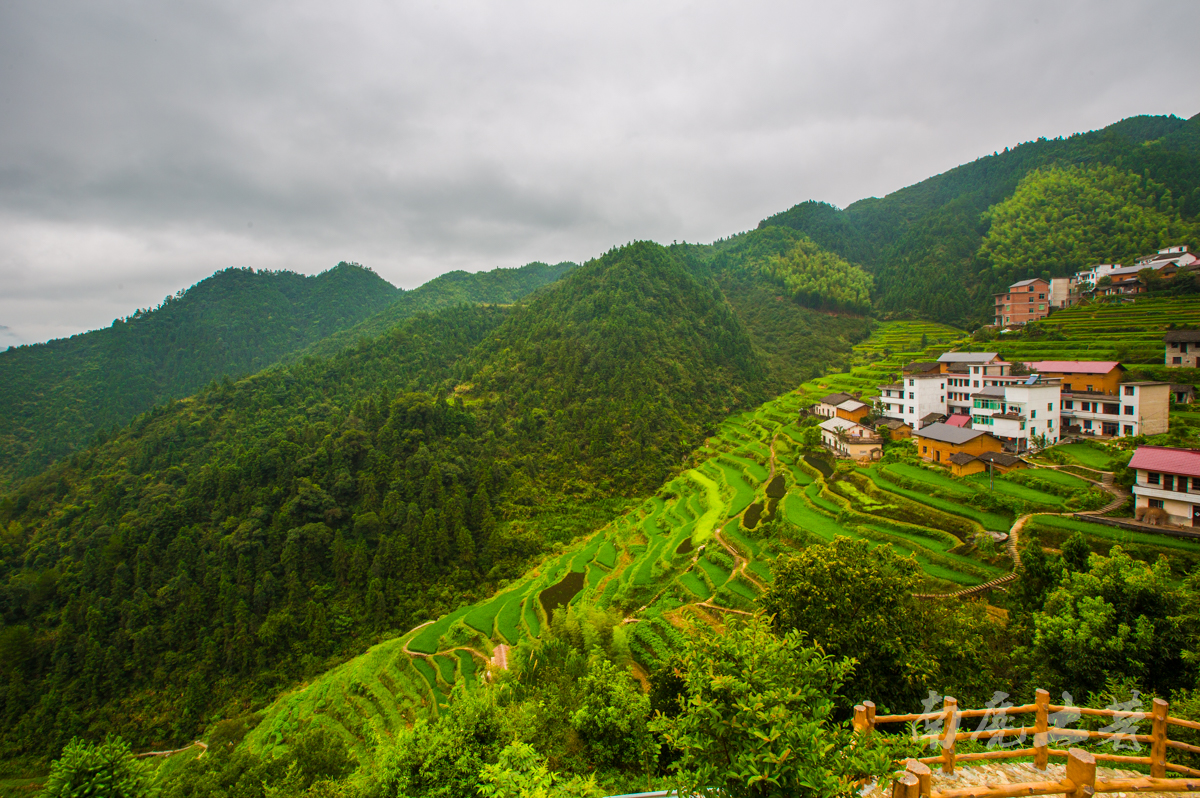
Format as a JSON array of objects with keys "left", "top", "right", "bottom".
[{"left": 852, "top": 690, "right": 1200, "bottom": 798}]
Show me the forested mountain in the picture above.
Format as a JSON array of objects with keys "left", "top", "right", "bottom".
[
  {"left": 0, "top": 241, "right": 863, "bottom": 759},
  {"left": 0, "top": 264, "right": 399, "bottom": 485},
  {"left": 762, "top": 112, "right": 1200, "bottom": 324},
  {"left": 0, "top": 260, "right": 577, "bottom": 490},
  {"left": 292, "top": 260, "right": 576, "bottom": 362}
]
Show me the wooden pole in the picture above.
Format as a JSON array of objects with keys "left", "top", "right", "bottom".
[
  {"left": 1034, "top": 688, "right": 1050, "bottom": 770},
  {"left": 854, "top": 704, "right": 868, "bottom": 734},
  {"left": 905, "top": 758, "right": 932, "bottom": 798},
  {"left": 1152, "top": 697, "right": 1169, "bottom": 778},
  {"left": 866, "top": 700, "right": 877, "bottom": 735},
  {"left": 1065, "top": 747, "right": 1096, "bottom": 798},
  {"left": 891, "top": 772, "right": 920, "bottom": 798},
  {"left": 942, "top": 696, "right": 959, "bottom": 775}
]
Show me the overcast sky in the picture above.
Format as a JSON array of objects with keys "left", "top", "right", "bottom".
[{"left": 0, "top": 1, "right": 1196, "bottom": 346}]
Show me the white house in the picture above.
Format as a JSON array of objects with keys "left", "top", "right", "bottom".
[
  {"left": 1061, "top": 382, "right": 1171, "bottom": 438},
  {"left": 970, "top": 377, "right": 1062, "bottom": 451},
  {"left": 1129, "top": 445, "right": 1200, "bottom": 527}
]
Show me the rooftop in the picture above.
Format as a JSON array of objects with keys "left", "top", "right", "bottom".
[
  {"left": 836, "top": 399, "right": 870, "bottom": 412},
  {"left": 1129, "top": 446, "right": 1200, "bottom": 479},
  {"left": 947, "top": 452, "right": 977, "bottom": 466},
  {"left": 819, "top": 392, "right": 856, "bottom": 406},
  {"left": 944, "top": 414, "right": 971, "bottom": 428},
  {"left": 1165, "top": 331, "right": 1200, "bottom": 343},
  {"left": 1023, "top": 361, "right": 1122, "bottom": 374},
  {"left": 916, "top": 422, "right": 991, "bottom": 445},
  {"left": 936, "top": 352, "right": 999, "bottom": 364}
]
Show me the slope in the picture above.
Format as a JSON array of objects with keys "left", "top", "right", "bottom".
[
  {"left": 292, "top": 260, "right": 576, "bottom": 362},
  {"left": 0, "top": 241, "right": 835, "bottom": 760},
  {"left": 761, "top": 112, "right": 1200, "bottom": 325},
  {"left": 0, "top": 263, "right": 399, "bottom": 485}
]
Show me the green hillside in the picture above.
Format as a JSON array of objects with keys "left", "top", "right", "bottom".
[
  {"left": 0, "top": 241, "right": 876, "bottom": 759},
  {"left": 237, "top": 319, "right": 1037, "bottom": 761},
  {"left": 0, "top": 263, "right": 400, "bottom": 485},
  {"left": 953, "top": 295, "right": 1200, "bottom": 365},
  {"left": 763, "top": 113, "right": 1200, "bottom": 325},
  {"left": 292, "top": 260, "right": 576, "bottom": 362}
]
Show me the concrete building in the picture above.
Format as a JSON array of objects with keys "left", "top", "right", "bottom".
[
  {"left": 1023, "top": 361, "right": 1124, "bottom": 395},
  {"left": 1061, "top": 381, "right": 1171, "bottom": 438},
  {"left": 994, "top": 278, "right": 1051, "bottom": 326},
  {"left": 1129, "top": 445, "right": 1200, "bottom": 527},
  {"left": 969, "top": 377, "right": 1062, "bottom": 451},
  {"left": 835, "top": 399, "right": 871, "bottom": 424},
  {"left": 1165, "top": 331, "right": 1200, "bottom": 368},
  {"left": 818, "top": 417, "right": 884, "bottom": 460},
  {"left": 913, "top": 423, "right": 1005, "bottom": 466},
  {"left": 813, "top": 392, "right": 857, "bottom": 419}
]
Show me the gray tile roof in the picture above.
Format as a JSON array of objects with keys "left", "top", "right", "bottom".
[
  {"left": 915, "top": 422, "right": 990, "bottom": 445},
  {"left": 936, "top": 352, "right": 999, "bottom": 364}
]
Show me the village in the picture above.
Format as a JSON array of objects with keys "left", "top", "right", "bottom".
[{"left": 812, "top": 245, "right": 1200, "bottom": 530}]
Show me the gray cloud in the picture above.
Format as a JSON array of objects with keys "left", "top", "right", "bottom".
[{"left": 0, "top": 0, "right": 1196, "bottom": 344}]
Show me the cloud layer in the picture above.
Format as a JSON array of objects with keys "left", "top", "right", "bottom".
[{"left": 1, "top": 0, "right": 1196, "bottom": 344}]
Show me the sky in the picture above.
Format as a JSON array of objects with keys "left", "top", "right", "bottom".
[{"left": 0, "top": 1, "right": 1197, "bottom": 346}]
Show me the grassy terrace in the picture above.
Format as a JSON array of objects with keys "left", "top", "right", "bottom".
[
  {"left": 954, "top": 296, "right": 1200, "bottom": 364},
  {"left": 242, "top": 321, "right": 1026, "bottom": 758}
]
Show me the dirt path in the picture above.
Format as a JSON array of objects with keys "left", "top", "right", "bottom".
[{"left": 135, "top": 741, "right": 207, "bottom": 760}]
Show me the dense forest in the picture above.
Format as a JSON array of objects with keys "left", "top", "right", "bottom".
[
  {"left": 0, "top": 260, "right": 575, "bottom": 489},
  {"left": 762, "top": 112, "right": 1200, "bottom": 325},
  {"left": 0, "top": 241, "right": 870, "bottom": 761}
]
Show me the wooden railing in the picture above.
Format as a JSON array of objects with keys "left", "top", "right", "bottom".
[{"left": 852, "top": 690, "right": 1200, "bottom": 798}]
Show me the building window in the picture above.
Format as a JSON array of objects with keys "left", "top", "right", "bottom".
[
  {"left": 1123, "top": 425, "right": 1133, "bottom": 436},
  {"left": 909, "top": 379, "right": 915, "bottom": 387},
  {"left": 1149, "top": 499, "right": 1165, "bottom": 509},
  {"left": 1031, "top": 409, "right": 1037, "bottom": 419},
  {"left": 922, "top": 445, "right": 928, "bottom": 454},
  {"left": 1063, "top": 400, "right": 1073, "bottom": 410},
  {"left": 1048, "top": 419, "right": 1053, "bottom": 429},
  {"left": 1124, "top": 406, "right": 1134, "bottom": 415},
  {"left": 1165, "top": 475, "right": 1176, "bottom": 491},
  {"left": 973, "top": 380, "right": 980, "bottom": 388},
  {"left": 1148, "top": 472, "right": 1160, "bottom": 485},
  {"left": 909, "top": 407, "right": 914, "bottom": 414},
  {"left": 1124, "top": 386, "right": 1134, "bottom": 396},
  {"left": 1048, "top": 402, "right": 1053, "bottom": 411},
  {"left": 909, "top": 392, "right": 915, "bottom": 400},
  {"left": 1175, "top": 357, "right": 1183, "bottom": 365}
]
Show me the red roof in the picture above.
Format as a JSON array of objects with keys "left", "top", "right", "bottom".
[
  {"left": 945, "top": 414, "right": 971, "bottom": 428},
  {"left": 1024, "top": 361, "right": 1122, "bottom": 374},
  {"left": 1129, "top": 446, "right": 1200, "bottom": 478}
]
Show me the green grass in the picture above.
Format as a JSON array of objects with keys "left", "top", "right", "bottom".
[
  {"left": 964, "top": 474, "right": 1066, "bottom": 508},
  {"left": 884, "top": 463, "right": 976, "bottom": 497},
  {"left": 697, "top": 556, "right": 731, "bottom": 589},
  {"left": 715, "top": 457, "right": 758, "bottom": 516},
  {"left": 594, "top": 540, "right": 617, "bottom": 569},
  {"left": 1024, "top": 468, "right": 1095, "bottom": 489},
  {"left": 1026, "top": 515, "right": 1200, "bottom": 554},
  {"left": 677, "top": 571, "right": 711, "bottom": 599},
  {"left": 782, "top": 494, "right": 855, "bottom": 540},
  {"left": 865, "top": 467, "right": 1012, "bottom": 531},
  {"left": 1052, "top": 443, "right": 1116, "bottom": 470},
  {"left": 688, "top": 468, "right": 725, "bottom": 545}
]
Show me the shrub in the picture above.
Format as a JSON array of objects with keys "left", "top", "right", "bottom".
[{"left": 44, "top": 736, "right": 154, "bottom": 798}]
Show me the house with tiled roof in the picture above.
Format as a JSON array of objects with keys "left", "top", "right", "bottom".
[
  {"left": 993, "top": 278, "right": 1051, "bottom": 326},
  {"left": 1129, "top": 445, "right": 1200, "bottom": 527},
  {"left": 913, "top": 422, "right": 1005, "bottom": 466},
  {"left": 812, "top": 392, "right": 857, "bottom": 419},
  {"left": 818, "top": 417, "right": 884, "bottom": 460}
]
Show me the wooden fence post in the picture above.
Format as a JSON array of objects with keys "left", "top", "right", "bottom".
[
  {"left": 865, "top": 700, "right": 877, "bottom": 735},
  {"left": 854, "top": 704, "right": 868, "bottom": 734},
  {"left": 1065, "top": 748, "right": 1095, "bottom": 798},
  {"left": 891, "top": 772, "right": 920, "bottom": 798},
  {"left": 905, "top": 758, "right": 932, "bottom": 798},
  {"left": 941, "top": 696, "right": 959, "bottom": 775},
  {"left": 1034, "top": 688, "right": 1050, "bottom": 770},
  {"left": 1151, "top": 697, "right": 1169, "bottom": 778}
]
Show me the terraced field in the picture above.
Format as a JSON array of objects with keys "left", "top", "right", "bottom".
[
  {"left": 242, "top": 321, "right": 1015, "bottom": 759},
  {"left": 955, "top": 296, "right": 1200, "bottom": 364}
]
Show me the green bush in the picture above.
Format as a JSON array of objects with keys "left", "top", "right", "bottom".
[{"left": 44, "top": 736, "right": 154, "bottom": 798}]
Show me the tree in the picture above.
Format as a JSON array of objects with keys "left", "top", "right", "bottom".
[
  {"left": 759, "top": 537, "right": 1001, "bottom": 712},
  {"left": 570, "top": 659, "right": 657, "bottom": 774},
  {"left": 1031, "top": 547, "right": 1199, "bottom": 699},
  {"left": 43, "top": 736, "right": 154, "bottom": 798},
  {"left": 650, "top": 616, "right": 909, "bottom": 798}
]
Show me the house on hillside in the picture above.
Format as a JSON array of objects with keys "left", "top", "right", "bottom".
[
  {"left": 970, "top": 376, "right": 1061, "bottom": 451},
  {"left": 835, "top": 398, "right": 871, "bottom": 424},
  {"left": 812, "top": 392, "right": 858, "bottom": 419},
  {"left": 993, "top": 278, "right": 1051, "bottom": 326},
  {"left": 1172, "top": 384, "right": 1195, "bottom": 404},
  {"left": 945, "top": 450, "right": 1025, "bottom": 478},
  {"left": 875, "top": 418, "right": 912, "bottom": 439},
  {"left": 914, "top": 422, "right": 1005, "bottom": 466},
  {"left": 819, "top": 417, "right": 884, "bottom": 460},
  {"left": 1072, "top": 264, "right": 1121, "bottom": 301},
  {"left": 1061, "top": 381, "right": 1171, "bottom": 438},
  {"left": 1129, "top": 445, "right": 1200, "bottom": 527},
  {"left": 1165, "top": 331, "right": 1200, "bottom": 368},
  {"left": 1135, "top": 245, "right": 1197, "bottom": 270},
  {"left": 1023, "top": 361, "right": 1125, "bottom": 394}
]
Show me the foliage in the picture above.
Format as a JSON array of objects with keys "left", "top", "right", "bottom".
[
  {"left": 570, "top": 659, "right": 657, "bottom": 774},
  {"left": 0, "top": 264, "right": 399, "bottom": 485},
  {"left": 1030, "top": 547, "right": 1200, "bottom": 699},
  {"left": 477, "top": 742, "right": 602, "bottom": 798},
  {"left": 650, "top": 616, "right": 910, "bottom": 798},
  {"left": 43, "top": 736, "right": 154, "bottom": 798},
  {"left": 979, "top": 164, "right": 1197, "bottom": 285},
  {"left": 759, "top": 537, "right": 1004, "bottom": 712},
  {"left": 747, "top": 234, "right": 873, "bottom": 313}
]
